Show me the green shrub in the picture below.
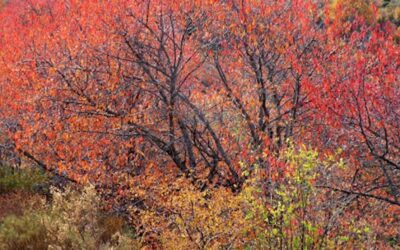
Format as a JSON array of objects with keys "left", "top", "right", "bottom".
[
  {"left": 0, "top": 212, "right": 48, "bottom": 250},
  {"left": 0, "top": 185, "right": 140, "bottom": 250},
  {"left": 0, "top": 165, "right": 48, "bottom": 194}
]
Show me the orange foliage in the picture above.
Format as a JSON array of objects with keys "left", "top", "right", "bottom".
[{"left": 0, "top": 0, "right": 399, "bottom": 248}]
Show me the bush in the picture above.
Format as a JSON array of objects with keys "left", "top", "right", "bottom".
[
  {"left": 135, "top": 145, "right": 379, "bottom": 249},
  {"left": 0, "top": 191, "right": 44, "bottom": 221},
  {"left": 0, "top": 165, "right": 48, "bottom": 194},
  {"left": 0, "top": 185, "right": 140, "bottom": 250},
  {"left": 0, "top": 212, "right": 48, "bottom": 250}
]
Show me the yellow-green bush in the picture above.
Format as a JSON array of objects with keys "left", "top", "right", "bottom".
[
  {"left": 0, "top": 185, "right": 140, "bottom": 250},
  {"left": 379, "top": 0, "right": 400, "bottom": 25},
  {"left": 0, "top": 165, "right": 48, "bottom": 194},
  {"left": 0, "top": 212, "right": 48, "bottom": 250},
  {"left": 135, "top": 145, "right": 378, "bottom": 249}
]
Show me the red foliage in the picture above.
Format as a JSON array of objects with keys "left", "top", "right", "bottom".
[{"left": 0, "top": 0, "right": 399, "bottom": 246}]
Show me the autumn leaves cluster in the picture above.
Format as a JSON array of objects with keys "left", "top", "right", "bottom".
[{"left": 0, "top": 0, "right": 399, "bottom": 248}]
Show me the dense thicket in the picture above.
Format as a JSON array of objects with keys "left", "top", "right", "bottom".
[{"left": 0, "top": 0, "right": 399, "bottom": 248}]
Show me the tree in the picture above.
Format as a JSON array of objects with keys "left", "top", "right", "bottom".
[{"left": 312, "top": 9, "right": 400, "bottom": 205}]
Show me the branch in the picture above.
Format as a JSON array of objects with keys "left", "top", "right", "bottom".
[{"left": 316, "top": 185, "right": 400, "bottom": 206}]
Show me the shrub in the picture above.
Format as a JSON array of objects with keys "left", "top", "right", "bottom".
[
  {"left": 0, "top": 185, "right": 140, "bottom": 250},
  {"left": 0, "top": 191, "right": 44, "bottom": 221},
  {"left": 0, "top": 165, "right": 48, "bottom": 194},
  {"left": 0, "top": 212, "right": 48, "bottom": 250},
  {"left": 135, "top": 145, "right": 379, "bottom": 249}
]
